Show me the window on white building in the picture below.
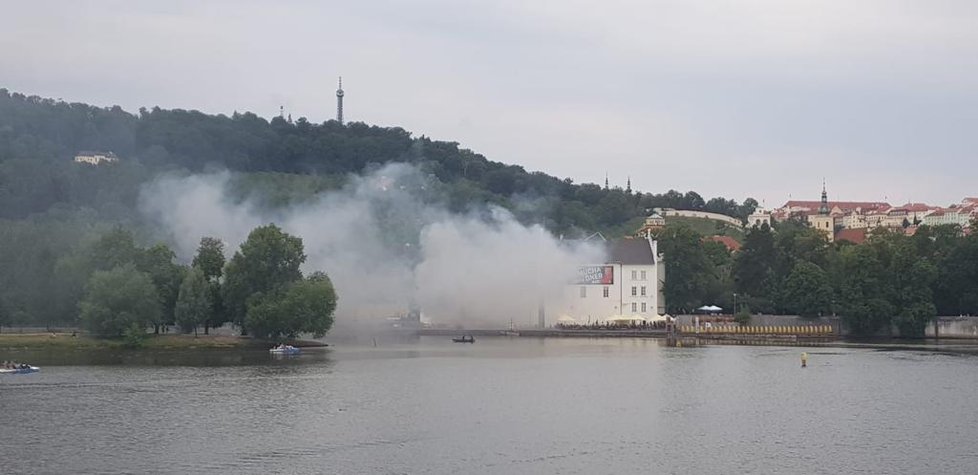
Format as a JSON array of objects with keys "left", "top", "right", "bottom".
[
  {"left": 603, "top": 286, "right": 609, "bottom": 298},
  {"left": 631, "top": 270, "right": 637, "bottom": 280},
  {"left": 641, "top": 270, "right": 647, "bottom": 280},
  {"left": 631, "top": 302, "right": 637, "bottom": 312},
  {"left": 579, "top": 286, "right": 586, "bottom": 298},
  {"left": 641, "top": 302, "right": 647, "bottom": 312},
  {"left": 631, "top": 286, "right": 637, "bottom": 296},
  {"left": 641, "top": 286, "right": 647, "bottom": 296}
]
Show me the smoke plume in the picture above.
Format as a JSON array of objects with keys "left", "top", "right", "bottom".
[{"left": 139, "top": 164, "right": 605, "bottom": 329}]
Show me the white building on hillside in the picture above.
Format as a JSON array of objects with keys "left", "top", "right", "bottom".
[
  {"left": 74, "top": 151, "right": 119, "bottom": 165},
  {"left": 558, "top": 237, "right": 665, "bottom": 323},
  {"left": 923, "top": 205, "right": 977, "bottom": 228},
  {"left": 747, "top": 208, "right": 772, "bottom": 228}
]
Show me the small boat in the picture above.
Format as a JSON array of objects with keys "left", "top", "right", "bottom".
[
  {"left": 0, "top": 365, "right": 40, "bottom": 375},
  {"left": 452, "top": 336, "right": 475, "bottom": 343},
  {"left": 269, "top": 344, "right": 301, "bottom": 355}
]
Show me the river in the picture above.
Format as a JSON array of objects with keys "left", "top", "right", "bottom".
[{"left": 1, "top": 336, "right": 976, "bottom": 474}]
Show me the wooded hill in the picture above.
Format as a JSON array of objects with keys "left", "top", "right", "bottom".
[{"left": 0, "top": 88, "right": 757, "bottom": 232}]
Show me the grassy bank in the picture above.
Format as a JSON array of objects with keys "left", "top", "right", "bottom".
[{"left": 0, "top": 333, "right": 322, "bottom": 351}]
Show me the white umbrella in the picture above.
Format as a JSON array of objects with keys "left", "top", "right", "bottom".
[
  {"left": 697, "top": 305, "right": 723, "bottom": 313},
  {"left": 556, "top": 315, "right": 579, "bottom": 325}
]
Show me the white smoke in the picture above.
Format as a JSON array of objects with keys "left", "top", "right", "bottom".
[{"left": 138, "top": 163, "right": 605, "bottom": 329}]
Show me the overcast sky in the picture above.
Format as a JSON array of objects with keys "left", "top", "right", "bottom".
[{"left": 3, "top": 0, "right": 977, "bottom": 207}]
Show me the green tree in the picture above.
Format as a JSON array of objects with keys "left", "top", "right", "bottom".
[
  {"left": 781, "top": 261, "right": 832, "bottom": 317},
  {"left": 738, "top": 198, "right": 759, "bottom": 220},
  {"left": 174, "top": 268, "right": 211, "bottom": 336},
  {"left": 49, "top": 228, "right": 145, "bottom": 327},
  {"left": 657, "top": 225, "right": 714, "bottom": 313},
  {"left": 887, "top": 238, "right": 938, "bottom": 337},
  {"left": 88, "top": 227, "right": 142, "bottom": 270},
  {"left": 245, "top": 272, "right": 338, "bottom": 341},
  {"left": 223, "top": 224, "right": 306, "bottom": 332},
  {"left": 137, "top": 243, "right": 185, "bottom": 333},
  {"left": 733, "top": 223, "right": 777, "bottom": 312},
  {"left": 192, "top": 237, "right": 226, "bottom": 281},
  {"left": 79, "top": 264, "right": 160, "bottom": 337},
  {"left": 832, "top": 244, "right": 893, "bottom": 335},
  {"left": 931, "top": 230, "right": 978, "bottom": 316},
  {"left": 192, "top": 237, "right": 227, "bottom": 334}
]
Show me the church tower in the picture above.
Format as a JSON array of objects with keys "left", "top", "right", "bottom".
[
  {"left": 812, "top": 180, "right": 834, "bottom": 242},
  {"left": 818, "top": 179, "right": 829, "bottom": 215},
  {"left": 336, "top": 77, "right": 345, "bottom": 125}
]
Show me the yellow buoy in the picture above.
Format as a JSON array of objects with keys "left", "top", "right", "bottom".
[{"left": 801, "top": 352, "right": 808, "bottom": 368}]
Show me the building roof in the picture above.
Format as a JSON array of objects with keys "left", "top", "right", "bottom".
[
  {"left": 706, "top": 235, "right": 742, "bottom": 252},
  {"left": 608, "top": 238, "right": 656, "bottom": 265},
  {"left": 835, "top": 228, "right": 867, "bottom": 244},
  {"left": 782, "top": 200, "right": 890, "bottom": 211},
  {"left": 892, "top": 202, "right": 937, "bottom": 213}
]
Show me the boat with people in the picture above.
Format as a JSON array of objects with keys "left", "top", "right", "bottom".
[
  {"left": 452, "top": 335, "right": 475, "bottom": 343},
  {"left": 0, "top": 362, "right": 39, "bottom": 375},
  {"left": 269, "top": 344, "right": 301, "bottom": 355}
]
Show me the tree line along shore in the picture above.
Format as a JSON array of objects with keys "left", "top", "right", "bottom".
[{"left": 1, "top": 223, "right": 337, "bottom": 348}]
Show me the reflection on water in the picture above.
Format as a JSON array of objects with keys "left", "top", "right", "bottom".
[{"left": 2, "top": 337, "right": 978, "bottom": 474}]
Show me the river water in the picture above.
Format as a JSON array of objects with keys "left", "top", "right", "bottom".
[{"left": 1, "top": 336, "right": 976, "bottom": 474}]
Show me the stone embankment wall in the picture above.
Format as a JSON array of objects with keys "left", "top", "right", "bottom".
[
  {"left": 675, "top": 314, "right": 841, "bottom": 333},
  {"left": 927, "top": 317, "right": 978, "bottom": 339},
  {"left": 676, "top": 314, "right": 978, "bottom": 339}
]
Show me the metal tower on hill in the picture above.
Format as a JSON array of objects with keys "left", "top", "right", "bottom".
[{"left": 336, "top": 77, "right": 345, "bottom": 125}]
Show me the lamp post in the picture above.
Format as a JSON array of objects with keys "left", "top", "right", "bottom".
[{"left": 733, "top": 293, "right": 738, "bottom": 315}]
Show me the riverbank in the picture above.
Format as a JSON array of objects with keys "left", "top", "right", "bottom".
[
  {"left": 0, "top": 333, "right": 328, "bottom": 351},
  {"left": 417, "top": 328, "right": 978, "bottom": 356}
]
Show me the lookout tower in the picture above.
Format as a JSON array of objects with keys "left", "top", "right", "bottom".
[{"left": 336, "top": 77, "right": 345, "bottom": 125}]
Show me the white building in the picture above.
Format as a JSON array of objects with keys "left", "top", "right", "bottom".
[
  {"left": 747, "top": 208, "right": 772, "bottom": 228},
  {"left": 841, "top": 212, "right": 868, "bottom": 230},
  {"left": 558, "top": 238, "right": 665, "bottom": 323},
  {"left": 923, "top": 206, "right": 976, "bottom": 228},
  {"left": 73, "top": 151, "right": 119, "bottom": 165}
]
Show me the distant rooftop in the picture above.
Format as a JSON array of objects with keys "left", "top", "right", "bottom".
[
  {"left": 782, "top": 200, "right": 890, "bottom": 211},
  {"left": 835, "top": 228, "right": 867, "bottom": 244},
  {"left": 705, "top": 235, "right": 741, "bottom": 252}
]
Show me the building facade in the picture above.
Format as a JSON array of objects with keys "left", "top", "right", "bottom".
[
  {"left": 747, "top": 208, "right": 772, "bottom": 228},
  {"left": 73, "top": 151, "right": 118, "bottom": 165},
  {"left": 558, "top": 238, "right": 665, "bottom": 323}
]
